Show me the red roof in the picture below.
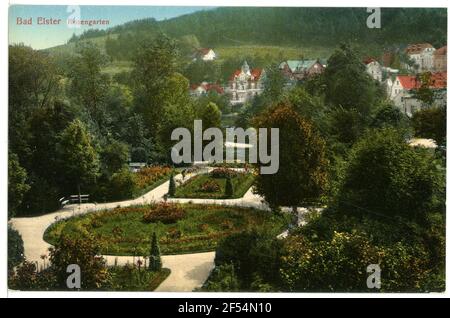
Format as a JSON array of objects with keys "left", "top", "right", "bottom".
[
  {"left": 190, "top": 82, "right": 224, "bottom": 94},
  {"left": 405, "top": 43, "right": 434, "bottom": 54},
  {"left": 363, "top": 57, "right": 378, "bottom": 65},
  {"left": 205, "top": 83, "right": 224, "bottom": 94},
  {"left": 230, "top": 69, "right": 242, "bottom": 80},
  {"left": 251, "top": 68, "right": 263, "bottom": 80},
  {"left": 397, "top": 75, "right": 420, "bottom": 89},
  {"left": 434, "top": 46, "right": 447, "bottom": 56},
  {"left": 432, "top": 72, "right": 447, "bottom": 88},
  {"left": 397, "top": 72, "right": 447, "bottom": 90},
  {"left": 229, "top": 68, "right": 264, "bottom": 81},
  {"left": 196, "top": 48, "right": 212, "bottom": 56}
]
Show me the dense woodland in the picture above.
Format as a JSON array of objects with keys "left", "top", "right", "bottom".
[
  {"left": 8, "top": 7, "right": 447, "bottom": 292},
  {"left": 70, "top": 7, "right": 447, "bottom": 51}
]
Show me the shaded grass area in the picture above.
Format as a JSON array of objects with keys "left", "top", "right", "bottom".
[
  {"left": 109, "top": 267, "right": 170, "bottom": 291},
  {"left": 44, "top": 204, "right": 290, "bottom": 256},
  {"left": 173, "top": 173, "right": 254, "bottom": 199},
  {"left": 132, "top": 167, "right": 180, "bottom": 199}
]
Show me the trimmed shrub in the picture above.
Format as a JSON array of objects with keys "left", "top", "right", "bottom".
[
  {"left": 149, "top": 232, "right": 162, "bottom": 271},
  {"left": 168, "top": 174, "right": 176, "bottom": 196},
  {"left": 225, "top": 177, "right": 234, "bottom": 197}
]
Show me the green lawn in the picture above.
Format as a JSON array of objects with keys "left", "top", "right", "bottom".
[
  {"left": 173, "top": 173, "right": 254, "bottom": 199},
  {"left": 44, "top": 204, "right": 290, "bottom": 256},
  {"left": 215, "top": 45, "right": 333, "bottom": 61}
]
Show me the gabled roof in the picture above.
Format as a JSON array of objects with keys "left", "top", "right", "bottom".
[
  {"left": 396, "top": 72, "right": 447, "bottom": 90},
  {"left": 397, "top": 75, "right": 420, "bottom": 89},
  {"left": 229, "top": 63, "right": 264, "bottom": 81},
  {"left": 405, "top": 43, "right": 434, "bottom": 55},
  {"left": 282, "top": 60, "right": 319, "bottom": 73},
  {"left": 196, "top": 48, "right": 213, "bottom": 55},
  {"left": 434, "top": 46, "right": 447, "bottom": 56}
]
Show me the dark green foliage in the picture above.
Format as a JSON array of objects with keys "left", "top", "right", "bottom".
[
  {"left": 200, "top": 264, "right": 239, "bottom": 291},
  {"left": 149, "top": 232, "right": 162, "bottom": 271},
  {"left": 8, "top": 153, "right": 30, "bottom": 219},
  {"left": 371, "top": 102, "right": 408, "bottom": 129},
  {"left": 215, "top": 230, "right": 283, "bottom": 290},
  {"left": 131, "top": 147, "right": 148, "bottom": 163},
  {"left": 338, "top": 128, "right": 444, "bottom": 222},
  {"left": 8, "top": 226, "right": 24, "bottom": 271},
  {"left": 100, "top": 140, "right": 129, "bottom": 176},
  {"left": 168, "top": 174, "right": 176, "bottom": 196},
  {"left": 108, "top": 168, "right": 138, "bottom": 201},
  {"left": 67, "top": 43, "right": 110, "bottom": 130},
  {"left": 158, "top": 8, "right": 446, "bottom": 49},
  {"left": 323, "top": 43, "right": 378, "bottom": 117},
  {"left": 253, "top": 104, "right": 329, "bottom": 209},
  {"left": 412, "top": 106, "right": 446, "bottom": 145},
  {"left": 284, "top": 207, "right": 445, "bottom": 292},
  {"left": 57, "top": 119, "right": 100, "bottom": 195}
]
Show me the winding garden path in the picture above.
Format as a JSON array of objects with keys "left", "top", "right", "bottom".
[{"left": 9, "top": 169, "right": 306, "bottom": 291}]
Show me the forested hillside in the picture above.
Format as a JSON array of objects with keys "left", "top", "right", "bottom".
[{"left": 63, "top": 7, "right": 447, "bottom": 59}]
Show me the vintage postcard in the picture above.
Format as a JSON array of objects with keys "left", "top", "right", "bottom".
[{"left": 6, "top": 2, "right": 447, "bottom": 298}]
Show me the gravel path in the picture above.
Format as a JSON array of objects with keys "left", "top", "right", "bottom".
[{"left": 9, "top": 169, "right": 272, "bottom": 291}]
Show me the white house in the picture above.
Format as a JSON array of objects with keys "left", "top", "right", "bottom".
[
  {"left": 363, "top": 57, "right": 383, "bottom": 82},
  {"left": 386, "top": 72, "right": 447, "bottom": 116},
  {"left": 227, "top": 61, "right": 265, "bottom": 106},
  {"left": 193, "top": 48, "right": 217, "bottom": 61},
  {"left": 405, "top": 43, "right": 436, "bottom": 72}
]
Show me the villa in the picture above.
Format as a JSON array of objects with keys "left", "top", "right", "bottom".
[
  {"left": 227, "top": 61, "right": 265, "bottom": 105},
  {"left": 279, "top": 59, "right": 325, "bottom": 82},
  {"left": 386, "top": 72, "right": 447, "bottom": 116}
]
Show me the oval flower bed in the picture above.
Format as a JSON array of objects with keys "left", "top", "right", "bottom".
[
  {"left": 44, "top": 203, "right": 290, "bottom": 256},
  {"left": 173, "top": 169, "right": 255, "bottom": 199}
]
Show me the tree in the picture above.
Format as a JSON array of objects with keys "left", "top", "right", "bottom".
[
  {"left": 57, "top": 119, "right": 99, "bottom": 196},
  {"left": 338, "top": 128, "right": 444, "bottom": 222},
  {"left": 8, "top": 152, "right": 30, "bottom": 218},
  {"left": 9, "top": 44, "right": 60, "bottom": 162},
  {"left": 413, "top": 72, "right": 435, "bottom": 106},
  {"left": 149, "top": 232, "right": 162, "bottom": 271},
  {"left": 262, "top": 63, "right": 286, "bottom": 103},
  {"left": 101, "top": 140, "right": 129, "bottom": 176},
  {"left": 168, "top": 174, "right": 176, "bottom": 196},
  {"left": 323, "top": 43, "right": 379, "bottom": 117},
  {"left": 67, "top": 43, "right": 109, "bottom": 128},
  {"left": 371, "top": 102, "right": 407, "bottom": 129},
  {"left": 412, "top": 106, "right": 446, "bottom": 145},
  {"left": 8, "top": 226, "right": 24, "bottom": 271},
  {"left": 215, "top": 230, "right": 283, "bottom": 289},
  {"left": 195, "top": 101, "right": 222, "bottom": 130},
  {"left": 49, "top": 235, "right": 110, "bottom": 289},
  {"left": 225, "top": 176, "right": 234, "bottom": 198},
  {"left": 108, "top": 168, "right": 137, "bottom": 200},
  {"left": 253, "top": 104, "right": 329, "bottom": 214},
  {"left": 133, "top": 34, "right": 180, "bottom": 135}
]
